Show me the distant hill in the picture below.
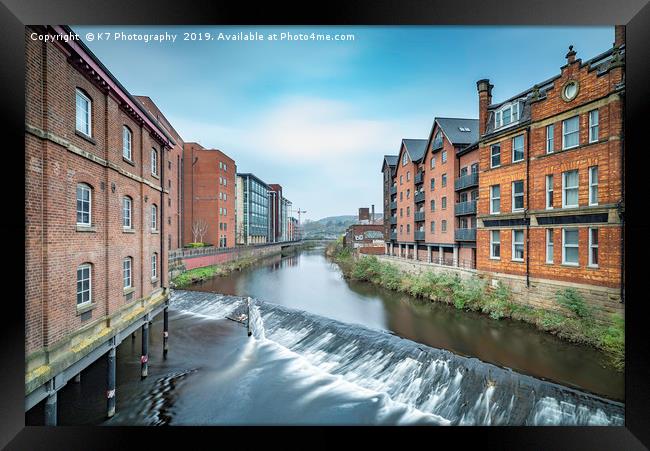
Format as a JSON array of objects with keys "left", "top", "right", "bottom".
[{"left": 302, "top": 214, "right": 384, "bottom": 240}]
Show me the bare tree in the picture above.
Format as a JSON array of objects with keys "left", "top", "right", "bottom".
[{"left": 192, "top": 219, "right": 208, "bottom": 243}]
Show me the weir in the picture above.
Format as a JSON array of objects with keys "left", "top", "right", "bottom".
[{"left": 170, "top": 290, "right": 624, "bottom": 426}]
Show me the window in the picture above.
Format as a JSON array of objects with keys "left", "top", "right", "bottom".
[
  {"left": 219, "top": 162, "right": 223, "bottom": 169},
  {"left": 460, "top": 192, "right": 468, "bottom": 203},
  {"left": 512, "top": 135, "right": 524, "bottom": 162},
  {"left": 430, "top": 199, "right": 436, "bottom": 212},
  {"left": 442, "top": 151, "right": 447, "bottom": 163},
  {"left": 562, "top": 228, "right": 579, "bottom": 265},
  {"left": 546, "top": 175, "right": 554, "bottom": 209},
  {"left": 407, "top": 171, "right": 411, "bottom": 181},
  {"left": 151, "top": 148, "right": 158, "bottom": 176},
  {"left": 562, "top": 170, "right": 579, "bottom": 208},
  {"left": 402, "top": 152, "right": 408, "bottom": 166},
  {"left": 441, "top": 197, "right": 447, "bottom": 209},
  {"left": 441, "top": 174, "right": 447, "bottom": 187},
  {"left": 490, "top": 144, "right": 501, "bottom": 168},
  {"left": 123, "top": 257, "right": 132, "bottom": 288},
  {"left": 589, "top": 110, "right": 599, "bottom": 143},
  {"left": 76, "top": 264, "right": 91, "bottom": 306},
  {"left": 562, "top": 116, "right": 579, "bottom": 149},
  {"left": 441, "top": 220, "right": 447, "bottom": 232},
  {"left": 75, "top": 89, "right": 91, "bottom": 136},
  {"left": 123, "top": 196, "right": 132, "bottom": 228},
  {"left": 495, "top": 102, "right": 519, "bottom": 129},
  {"left": 471, "top": 163, "right": 479, "bottom": 174},
  {"left": 400, "top": 175, "right": 403, "bottom": 185},
  {"left": 430, "top": 178, "right": 435, "bottom": 191},
  {"left": 400, "top": 192, "right": 403, "bottom": 201},
  {"left": 512, "top": 229, "right": 524, "bottom": 261},
  {"left": 460, "top": 167, "right": 468, "bottom": 177},
  {"left": 512, "top": 180, "right": 524, "bottom": 212},
  {"left": 430, "top": 156, "right": 436, "bottom": 169},
  {"left": 400, "top": 225, "right": 403, "bottom": 235},
  {"left": 589, "top": 228, "right": 599, "bottom": 267},
  {"left": 471, "top": 190, "right": 478, "bottom": 201},
  {"left": 406, "top": 206, "right": 410, "bottom": 217},
  {"left": 151, "top": 204, "right": 157, "bottom": 230},
  {"left": 219, "top": 192, "right": 223, "bottom": 200},
  {"left": 123, "top": 126, "right": 132, "bottom": 160},
  {"left": 151, "top": 253, "right": 158, "bottom": 279},
  {"left": 490, "top": 185, "right": 501, "bottom": 214},
  {"left": 490, "top": 230, "right": 501, "bottom": 259},
  {"left": 546, "top": 124, "right": 554, "bottom": 153},
  {"left": 546, "top": 229, "right": 554, "bottom": 263},
  {"left": 430, "top": 221, "right": 435, "bottom": 233},
  {"left": 224, "top": 163, "right": 227, "bottom": 171},
  {"left": 433, "top": 131, "right": 443, "bottom": 149},
  {"left": 76, "top": 183, "right": 92, "bottom": 226},
  {"left": 400, "top": 208, "right": 403, "bottom": 218},
  {"left": 406, "top": 224, "right": 410, "bottom": 234},
  {"left": 589, "top": 166, "right": 599, "bottom": 206},
  {"left": 406, "top": 189, "right": 410, "bottom": 199}
]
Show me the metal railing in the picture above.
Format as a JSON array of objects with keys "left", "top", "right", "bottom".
[
  {"left": 454, "top": 172, "right": 479, "bottom": 191},
  {"left": 414, "top": 231, "right": 425, "bottom": 241},
  {"left": 390, "top": 201, "right": 397, "bottom": 210},
  {"left": 390, "top": 216, "right": 397, "bottom": 225},
  {"left": 455, "top": 200, "right": 477, "bottom": 216},
  {"left": 414, "top": 192, "right": 425, "bottom": 203},
  {"left": 414, "top": 172, "right": 423, "bottom": 185},
  {"left": 414, "top": 211, "right": 425, "bottom": 222},
  {"left": 455, "top": 228, "right": 477, "bottom": 241},
  {"left": 390, "top": 232, "right": 397, "bottom": 240},
  {"left": 169, "top": 239, "right": 302, "bottom": 260},
  {"left": 390, "top": 185, "right": 397, "bottom": 195}
]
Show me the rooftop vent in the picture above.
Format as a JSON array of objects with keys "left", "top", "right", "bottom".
[{"left": 458, "top": 127, "right": 471, "bottom": 132}]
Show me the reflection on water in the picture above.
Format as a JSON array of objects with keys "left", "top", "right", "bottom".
[{"left": 193, "top": 245, "right": 623, "bottom": 401}]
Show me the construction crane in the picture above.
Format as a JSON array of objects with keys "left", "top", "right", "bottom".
[{"left": 295, "top": 208, "right": 306, "bottom": 241}]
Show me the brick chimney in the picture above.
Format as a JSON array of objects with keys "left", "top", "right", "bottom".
[
  {"left": 566, "top": 45, "right": 577, "bottom": 64},
  {"left": 614, "top": 25, "right": 625, "bottom": 47},
  {"left": 476, "top": 79, "right": 493, "bottom": 136}
]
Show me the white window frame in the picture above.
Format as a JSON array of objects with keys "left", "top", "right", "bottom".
[
  {"left": 123, "top": 257, "right": 132, "bottom": 288},
  {"left": 123, "top": 196, "right": 132, "bottom": 229},
  {"left": 151, "top": 253, "right": 158, "bottom": 279},
  {"left": 76, "top": 263, "right": 92, "bottom": 306},
  {"left": 546, "top": 124, "right": 554, "bottom": 153},
  {"left": 490, "top": 230, "right": 501, "bottom": 259},
  {"left": 75, "top": 88, "right": 92, "bottom": 136},
  {"left": 430, "top": 221, "right": 435, "bottom": 233},
  {"left": 545, "top": 175, "right": 554, "bottom": 210},
  {"left": 512, "top": 229, "right": 524, "bottom": 262},
  {"left": 441, "top": 173, "right": 447, "bottom": 187},
  {"left": 490, "top": 144, "right": 501, "bottom": 168},
  {"left": 490, "top": 185, "right": 501, "bottom": 214},
  {"left": 76, "top": 183, "right": 92, "bottom": 226},
  {"left": 589, "top": 109, "right": 599, "bottom": 143},
  {"left": 588, "top": 228, "right": 599, "bottom": 268},
  {"left": 589, "top": 166, "right": 599, "bottom": 206},
  {"left": 402, "top": 152, "right": 408, "bottom": 166},
  {"left": 441, "top": 196, "right": 447, "bottom": 210},
  {"left": 494, "top": 102, "right": 519, "bottom": 129},
  {"left": 562, "top": 228, "right": 579, "bottom": 266},
  {"left": 430, "top": 156, "right": 436, "bottom": 169},
  {"left": 151, "top": 148, "right": 158, "bottom": 176},
  {"left": 512, "top": 181, "right": 524, "bottom": 212},
  {"left": 562, "top": 170, "right": 579, "bottom": 208},
  {"left": 441, "top": 220, "right": 447, "bottom": 232},
  {"left": 122, "top": 126, "right": 132, "bottom": 160},
  {"left": 151, "top": 204, "right": 157, "bottom": 230},
  {"left": 512, "top": 134, "right": 524, "bottom": 163},
  {"left": 442, "top": 150, "right": 447, "bottom": 163},
  {"left": 546, "top": 229, "right": 554, "bottom": 263},
  {"left": 562, "top": 115, "right": 580, "bottom": 150}
]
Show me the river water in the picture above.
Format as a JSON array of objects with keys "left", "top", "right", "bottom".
[{"left": 29, "top": 244, "right": 623, "bottom": 426}]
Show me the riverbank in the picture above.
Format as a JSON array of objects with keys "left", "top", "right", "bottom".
[{"left": 326, "top": 239, "right": 624, "bottom": 371}]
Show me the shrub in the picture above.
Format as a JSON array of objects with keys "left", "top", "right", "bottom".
[
  {"left": 599, "top": 313, "right": 625, "bottom": 370},
  {"left": 184, "top": 242, "right": 207, "bottom": 248},
  {"left": 481, "top": 282, "right": 514, "bottom": 320},
  {"left": 556, "top": 288, "right": 592, "bottom": 319}
]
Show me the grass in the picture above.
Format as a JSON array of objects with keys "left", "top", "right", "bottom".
[
  {"left": 327, "top": 240, "right": 624, "bottom": 371},
  {"left": 171, "top": 254, "right": 262, "bottom": 289}
]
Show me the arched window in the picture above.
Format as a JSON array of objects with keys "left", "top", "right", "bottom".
[
  {"left": 433, "top": 131, "right": 443, "bottom": 149},
  {"left": 151, "top": 204, "right": 158, "bottom": 230},
  {"left": 75, "top": 88, "right": 92, "bottom": 136},
  {"left": 151, "top": 253, "right": 158, "bottom": 279},
  {"left": 123, "top": 257, "right": 132, "bottom": 289},
  {"left": 76, "top": 263, "right": 92, "bottom": 306},
  {"left": 76, "top": 183, "right": 92, "bottom": 226},
  {"left": 151, "top": 148, "right": 158, "bottom": 176},
  {"left": 123, "top": 126, "right": 132, "bottom": 160},
  {"left": 123, "top": 196, "right": 132, "bottom": 228}
]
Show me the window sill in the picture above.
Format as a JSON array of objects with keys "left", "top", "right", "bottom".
[
  {"left": 123, "top": 157, "right": 135, "bottom": 167},
  {"left": 490, "top": 257, "right": 501, "bottom": 260},
  {"left": 587, "top": 265, "right": 599, "bottom": 270},
  {"left": 151, "top": 229, "right": 159, "bottom": 234},
  {"left": 123, "top": 228, "right": 135, "bottom": 234},
  {"left": 561, "top": 263, "right": 579, "bottom": 268},
  {"left": 75, "top": 130, "right": 96, "bottom": 145},
  {"left": 76, "top": 224, "right": 96, "bottom": 232},
  {"left": 151, "top": 173, "right": 160, "bottom": 180},
  {"left": 151, "top": 277, "right": 159, "bottom": 283},
  {"left": 512, "top": 259, "right": 524, "bottom": 263},
  {"left": 123, "top": 287, "right": 136, "bottom": 296},
  {"left": 76, "top": 302, "right": 96, "bottom": 315}
]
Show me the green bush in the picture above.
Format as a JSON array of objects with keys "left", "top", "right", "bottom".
[
  {"left": 599, "top": 313, "right": 625, "bottom": 370},
  {"left": 184, "top": 242, "right": 207, "bottom": 248},
  {"left": 556, "top": 288, "right": 592, "bottom": 319}
]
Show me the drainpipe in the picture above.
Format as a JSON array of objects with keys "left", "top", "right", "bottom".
[{"left": 525, "top": 126, "right": 531, "bottom": 288}]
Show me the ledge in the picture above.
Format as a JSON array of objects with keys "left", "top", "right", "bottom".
[
  {"left": 151, "top": 277, "right": 159, "bottom": 284},
  {"left": 76, "top": 302, "right": 96, "bottom": 316},
  {"left": 151, "top": 173, "right": 160, "bottom": 180},
  {"left": 123, "top": 228, "right": 136, "bottom": 234},
  {"left": 76, "top": 225, "right": 96, "bottom": 232},
  {"left": 151, "top": 229, "right": 159, "bottom": 234},
  {"left": 75, "top": 129, "right": 96, "bottom": 145},
  {"left": 123, "top": 287, "right": 136, "bottom": 296},
  {"left": 122, "top": 156, "right": 135, "bottom": 167}
]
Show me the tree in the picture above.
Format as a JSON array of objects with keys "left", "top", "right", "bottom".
[{"left": 192, "top": 218, "right": 208, "bottom": 243}]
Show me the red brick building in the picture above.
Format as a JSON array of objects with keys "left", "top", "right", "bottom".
[
  {"left": 476, "top": 29, "right": 625, "bottom": 301},
  {"left": 182, "top": 142, "right": 236, "bottom": 248},
  {"left": 25, "top": 25, "right": 176, "bottom": 413},
  {"left": 381, "top": 155, "right": 398, "bottom": 242},
  {"left": 268, "top": 183, "right": 283, "bottom": 242}
]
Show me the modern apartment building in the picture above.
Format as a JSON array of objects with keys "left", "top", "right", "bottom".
[
  {"left": 182, "top": 142, "right": 236, "bottom": 248},
  {"left": 475, "top": 31, "right": 625, "bottom": 298},
  {"left": 382, "top": 155, "right": 398, "bottom": 243},
  {"left": 236, "top": 173, "right": 271, "bottom": 244},
  {"left": 268, "top": 184, "right": 283, "bottom": 242}
]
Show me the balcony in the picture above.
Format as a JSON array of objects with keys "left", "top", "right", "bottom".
[
  {"left": 455, "top": 228, "right": 477, "bottom": 241},
  {"left": 414, "top": 231, "right": 425, "bottom": 241},
  {"left": 414, "top": 172, "right": 423, "bottom": 185},
  {"left": 414, "top": 211, "right": 425, "bottom": 222},
  {"left": 390, "top": 201, "right": 397, "bottom": 210},
  {"left": 455, "top": 200, "right": 477, "bottom": 216},
  {"left": 455, "top": 172, "right": 479, "bottom": 191},
  {"left": 390, "top": 185, "right": 397, "bottom": 195},
  {"left": 414, "top": 192, "right": 425, "bottom": 203},
  {"left": 390, "top": 232, "right": 397, "bottom": 240},
  {"left": 390, "top": 216, "right": 397, "bottom": 225}
]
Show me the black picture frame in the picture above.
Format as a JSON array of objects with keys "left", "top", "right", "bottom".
[{"left": 2, "top": 0, "right": 649, "bottom": 448}]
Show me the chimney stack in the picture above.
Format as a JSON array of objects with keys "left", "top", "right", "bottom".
[
  {"left": 614, "top": 25, "right": 625, "bottom": 48},
  {"left": 476, "top": 79, "right": 493, "bottom": 136},
  {"left": 566, "top": 45, "right": 577, "bottom": 64},
  {"left": 371, "top": 204, "right": 375, "bottom": 223}
]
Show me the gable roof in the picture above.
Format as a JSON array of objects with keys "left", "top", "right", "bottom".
[
  {"left": 401, "top": 139, "right": 428, "bottom": 163},
  {"left": 435, "top": 118, "right": 479, "bottom": 146},
  {"left": 381, "top": 155, "right": 398, "bottom": 173}
]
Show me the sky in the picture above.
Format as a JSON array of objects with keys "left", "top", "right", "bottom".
[{"left": 74, "top": 26, "right": 615, "bottom": 221}]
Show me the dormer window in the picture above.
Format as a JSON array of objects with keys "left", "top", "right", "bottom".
[{"left": 494, "top": 101, "right": 520, "bottom": 129}]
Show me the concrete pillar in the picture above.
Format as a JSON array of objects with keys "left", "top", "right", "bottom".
[
  {"left": 141, "top": 322, "right": 149, "bottom": 379},
  {"left": 453, "top": 245, "right": 459, "bottom": 267},
  {"left": 427, "top": 245, "right": 432, "bottom": 263},
  {"left": 44, "top": 390, "right": 57, "bottom": 426},
  {"left": 438, "top": 246, "right": 443, "bottom": 265},
  {"left": 107, "top": 347, "right": 116, "bottom": 418},
  {"left": 163, "top": 307, "right": 169, "bottom": 359},
  {"left": 413, "top": 244, "right": 418, "bottom": 260}
]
